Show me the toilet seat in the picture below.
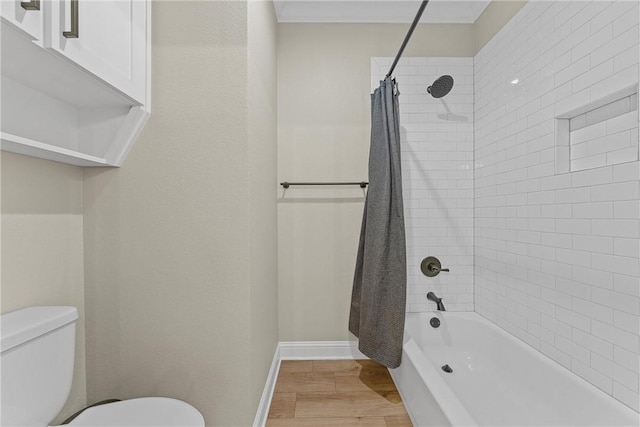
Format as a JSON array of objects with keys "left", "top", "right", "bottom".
[{"left": 64, "top": 397, "right": 205, "bottom": 426}]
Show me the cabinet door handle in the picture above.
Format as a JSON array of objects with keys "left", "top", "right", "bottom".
[
  {"left": 20, "top": 0, "right": 40, "bottom": 10},
  {"left": 63, "top": 0, "right": 79, "bottom": 38}
]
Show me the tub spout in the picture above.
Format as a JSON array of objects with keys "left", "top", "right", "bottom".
[{"left": 427, "top": 292, "right": 446, "bottom": 311}]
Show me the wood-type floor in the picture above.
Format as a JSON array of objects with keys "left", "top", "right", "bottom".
[{"left": 266, "top": 360, "right": 413, "bottom": 427}]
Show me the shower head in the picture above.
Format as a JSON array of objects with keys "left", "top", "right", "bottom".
[{"left": 427, "top": 75, "right": 454, "bottom": 98}]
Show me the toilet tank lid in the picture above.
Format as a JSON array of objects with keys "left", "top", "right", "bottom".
[{"left": 1, "top": 306, "right": 78, "bottom": 354}]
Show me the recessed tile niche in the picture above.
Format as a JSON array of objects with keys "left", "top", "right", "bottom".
[{"left": 555, "top": 85, "right": 639, "bottom": 174}]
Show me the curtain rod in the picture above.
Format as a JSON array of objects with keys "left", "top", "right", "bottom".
[{"left": 386, "top": 0, "right": 430, "bottom": 78}]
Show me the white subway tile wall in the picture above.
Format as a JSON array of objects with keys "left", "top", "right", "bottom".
[
  {"left": 371, "top": 57, "right": 474, "bottom": 312},
  {"left": 475, "top": 0, "right": 639, "bottom": 412}
]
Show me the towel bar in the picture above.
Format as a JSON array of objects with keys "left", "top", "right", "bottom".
[{"left": 280, "top": 182, "right": 368, "bottom": 189}]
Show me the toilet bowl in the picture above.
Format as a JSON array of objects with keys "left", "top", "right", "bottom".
[
  {"left": 65, "top": 397, "right": 204, "bottom": 426},
  {"left": 0, "top": 306, "right": 205, "bottom": 427}
]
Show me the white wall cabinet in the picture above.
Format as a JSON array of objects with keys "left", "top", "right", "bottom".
[
  {"left": 0, "top": 0, "right": 151, "bottom": 167},
  {"left": 1, "top": 0, "right": 44, "bottom": 42},
  {"left": 48, "top": 0, "right": 147, "bottom": 104}
]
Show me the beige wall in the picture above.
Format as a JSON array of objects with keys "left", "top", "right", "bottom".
[
  {"left": 277, "top": 23, "right": 474, "bottom": 341},
  {"left": 474, "top": 0, "right": 527, "bottom": 54},
  {"left": 248, "top": 0, "right": 279, "bottom": 413},
  {"left": 83, "top": 1, "right": 277, "bottom": 425},
  {"left": 1, "top": 152, "right": 87, "bottom": 423}
]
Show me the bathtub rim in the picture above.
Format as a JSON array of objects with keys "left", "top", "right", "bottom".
[
  {"left": 401, "top": 311, "right": 640, "bottom": 425},
  {"left": 400, "top": 337, "right": 477, "bottom": 426}
]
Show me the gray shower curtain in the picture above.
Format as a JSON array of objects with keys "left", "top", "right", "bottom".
[{"left": 349, "top": 77, "right": 406, "bottom": 369}]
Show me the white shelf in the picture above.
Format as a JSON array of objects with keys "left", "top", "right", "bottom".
[
  {"left": 1, "top": 133, "right": 109, "bottom": 167},
  {"left": 1, "top": 0, "right": 151, "bottom": 168}
]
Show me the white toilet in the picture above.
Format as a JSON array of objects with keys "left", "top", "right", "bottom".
[{"left": 0, "top": 306, "right": 205, "bottom": 426}]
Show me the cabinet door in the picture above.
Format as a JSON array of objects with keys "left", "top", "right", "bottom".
[
  {"left": 47, "top": 0, "right": 147, "bottom": 104},
  {"left": 1, "top": 0, "right": 44, "bottom": 41}
]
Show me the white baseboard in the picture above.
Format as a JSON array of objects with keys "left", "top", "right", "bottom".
[
  {"left": 279, "top": 340, "right": 369, "bottom": 360},
  {"left": 252, "top": 341, "right": 369, "bottom": 427},
  {"left": 252, "top": 344, "right": 282, "bottom": 427}
]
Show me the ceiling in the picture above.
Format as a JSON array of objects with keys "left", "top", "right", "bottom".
[{"left": 273, "top": 0, "right": 491, "bottom": 24}]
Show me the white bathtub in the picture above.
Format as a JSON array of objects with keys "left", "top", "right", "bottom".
[{"left": 390, "top": 312, "right": 639, "bottom": 426}]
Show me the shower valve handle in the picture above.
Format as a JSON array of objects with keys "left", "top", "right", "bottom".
[
  {"left": 421, "top": 256, "right": 449, "bottom": 277},
  {"left": 429, "top": 264, "right": 449, "bottom": 273}
]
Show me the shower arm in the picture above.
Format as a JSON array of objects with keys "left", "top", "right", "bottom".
[{"left": 386, "top": 0, "right": 429, "bottom": 78}]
